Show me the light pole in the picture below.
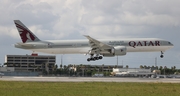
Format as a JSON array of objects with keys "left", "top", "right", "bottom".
[
  {"left": 61, "top": 55, "right": 63, "bottom": 67},
  {"left": 117, "top": 56, "right": 118, "bottom": 66},
  {"left": 155, "top": 57, "right": 157, "bottom": 67}
]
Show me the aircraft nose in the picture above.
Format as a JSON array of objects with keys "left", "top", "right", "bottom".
[
  {"left": 168, "top": 42, "right": 173, "bottom": 46},
  {"left": 171, "top": 44, "right": 174, "bottom": 47},
  {"left": 170, "top": 42, "right": 174, "bottom": 47}
]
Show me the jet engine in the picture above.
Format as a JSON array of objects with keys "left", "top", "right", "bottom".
[{"left": 103, "top": 46, "right": 127, "bottom": 57}]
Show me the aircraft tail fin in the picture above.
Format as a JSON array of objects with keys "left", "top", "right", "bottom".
[{"left": 14, "top": 20, "right": 40, "bottom": 43}]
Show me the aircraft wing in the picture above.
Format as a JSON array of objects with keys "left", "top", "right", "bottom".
[{"left": 84, "top": 35, "right": 112, "bottom": 51}]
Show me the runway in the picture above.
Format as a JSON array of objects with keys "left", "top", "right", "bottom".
[{"left": 1, "top": 76, "right": 180, "bottom": 83}]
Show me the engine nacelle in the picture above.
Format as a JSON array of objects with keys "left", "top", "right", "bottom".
[
  {"left": 103, "top": 46, "right": 127, "bottom": 57},
  {"left": 113, "top": 46, "right": 127, "bottom": 55}
]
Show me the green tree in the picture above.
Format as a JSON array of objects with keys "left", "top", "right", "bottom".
[
  {"left": 159, "top": 66, "right": 163, "bottom": 70},
  {"left": 140, "top": 65, "right": 143, "bottom": 69},
  {"left": 156, "top": 66, "right": 158, "bottom": 69},
  {"left": 102, "top": 64, "right": 104, "bottom": 73},
  {"left": 126, "top": 65, "right": 129, "bottom": 68},
  {"left": 60, "top": 64, "right": 62, "bottom": 69},
  {"left": 144, "top": 65, "right": 147, "bottom": 69},
  {"left": 114, "top": 65, "right": 117, "bottom": 68}
]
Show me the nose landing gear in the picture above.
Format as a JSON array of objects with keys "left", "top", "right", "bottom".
[{"left": 160, "top": 51, "right": 164, "bottom": 58}]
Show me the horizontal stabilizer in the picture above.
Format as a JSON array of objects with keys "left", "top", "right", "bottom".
[{"left": 16, "top": 43, "right": 34, "bottom": 47}]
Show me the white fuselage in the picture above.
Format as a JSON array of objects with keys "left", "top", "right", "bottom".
[{"left": 15, "top": 38, "right": 174, "bottom": 56}]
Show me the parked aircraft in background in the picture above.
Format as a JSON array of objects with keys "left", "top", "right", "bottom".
[{"left": 14, "top": 20, "right": 174, "bottom": 61}]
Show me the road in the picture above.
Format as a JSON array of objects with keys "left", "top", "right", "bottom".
[{"left": 0, "top": 76, "right": 180, "bottom": 83}]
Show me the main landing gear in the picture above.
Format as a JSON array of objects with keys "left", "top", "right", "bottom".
[
  {"left": 87, "top": 54, "right": 103, "bottom": 62},
  {"left": 160, "top": 51, "right": 164, "bottom": 58}
]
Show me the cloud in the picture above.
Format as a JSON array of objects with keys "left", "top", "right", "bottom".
[{"left": 1, "top": 0, "right": 180, "bottom": 39}]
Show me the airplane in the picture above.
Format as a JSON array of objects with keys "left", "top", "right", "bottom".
[{"left": 14, "top": 20, "right": 174, "bottom": 61}]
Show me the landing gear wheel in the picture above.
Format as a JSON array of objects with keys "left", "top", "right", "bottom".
[
  {"left": 94, "top": 57, "right": 99, "bottom": 60},
  {"left": 160, "top": 51, "right": 164, "bottom": 58},
  {"left": 160, "top": 55, "right": 164, "bottom": 58},
  {"left": 87, "top": 58, "right": 95, "bottom": 61},
  {"left": 87, "top": 58, "right": 90, "bottom": 62},
  {"left": 99, "top": 56, "right": 103, "bottom": 59}
]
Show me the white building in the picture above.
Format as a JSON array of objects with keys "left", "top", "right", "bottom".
[{"left": 113, "top": 68, "right": 154, "bottom": 77}]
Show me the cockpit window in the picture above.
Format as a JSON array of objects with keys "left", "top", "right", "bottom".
[{"left": 168, "top": 42, "right": 171, "bottom": 44}]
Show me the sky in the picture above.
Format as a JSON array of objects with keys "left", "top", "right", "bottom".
[{"left": 0, "top": 0, "right": 180, "bottom": 68}]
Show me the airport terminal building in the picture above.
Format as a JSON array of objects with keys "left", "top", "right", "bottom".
[{"left": 4, "top": 55, "right": 56, "bottom": 73}]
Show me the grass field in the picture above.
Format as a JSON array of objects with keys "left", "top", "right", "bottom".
[{"left": 0, "top": 81, "right": 180, "bottom": 96}]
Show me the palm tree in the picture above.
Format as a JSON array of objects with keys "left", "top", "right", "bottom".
[
  {"left": 52, "top": 65, "right": 54, "bottom": 71},
  {"left": 126, "top": 65, "right": 129, "bottom": 68},
  {"left": 159, "top": 66, "right": 163, "bottom": 70},
  {"left": 173, "top": 66, "right": 176, "bottom": 70},
  {"left": 156, "top": 66, "right": 158, "bottom": 69},
  {"left": 102, "top": 64, "right": 104, "bottom": 74},
  {"left": 64, "top": 65, "right": 67, "bottom": 69},
  {"left": 114, "top": 65, "right": 117, "bottom": 68},
  {"left": 52, "top": 64, "right": 58, "bottom": 74},
  {"left": 140, "top": 65, "right": 143, "bottom": 69},
  {"left": 79, "top": 64, "right": 85, "bottom": 76},
  {"left": 55, "top": 64, "right": 58, "bottom": 69},
  {"left": 144, "top": 65, "right": 147, "bottom": 69},
  {"left": 60, "top": 64, "right": 62, "bottom": 69},
  {"left": 63, "top": 65, "right": 67, "bottom": 75},
  {"left": 164, "top": 66, "right": 167, "bottom": 75}
]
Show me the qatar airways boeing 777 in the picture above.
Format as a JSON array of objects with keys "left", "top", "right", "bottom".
[{"left": 14, "top": 20, "right": 174, "bottom": 61}]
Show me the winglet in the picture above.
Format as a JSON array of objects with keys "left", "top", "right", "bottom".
[
  {"left": 84, "top": 35, "right": 92, "bottom": 40},
  {"left": 14, "top": 20, "right": 40, "bottom": 43},
  {"left": 83, "top": 35, "right": 89, "bottom": 37}
]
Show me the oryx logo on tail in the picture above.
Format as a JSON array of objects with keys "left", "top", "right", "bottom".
[
  {"left": 14, "top": 20, "right": 40, "bottom": 43},
  {"left": 15, "top": 22, "right": 35, "bottom": 43}
]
